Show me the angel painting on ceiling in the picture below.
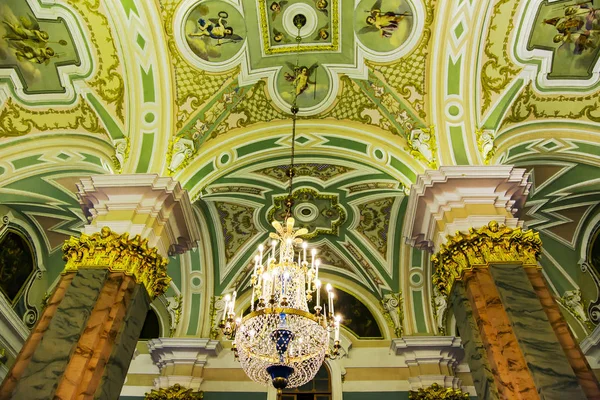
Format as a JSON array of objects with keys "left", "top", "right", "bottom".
[
  {"left": 360, "top": 0, "right": 411, "bottom": 38},
  {"left": 285, "top": 62, "right": 319, "bottom": 97},
  {"left": 189, "top": 13, "right": 243, "bottom": 46},
  {"left": 354, "top": 0, "right": 414, "bottom": 52},
  {"left": 1, "top": 13, "right": 66, "bottom": 65},
  {"left": 543, "top": 0, "right": 600, "bottom": 55},
  {"left": 528, "top": 0, "right": 600, "bottom": 79},
  {"left": 0, "top": 2, "right": 78, "bottom": 93},
  {"left": 313, "top": 0, "right": 329, "bottom": 17},
  {"left": 185, "top": 3, "right": 246, "bottom": 63},
  {"left": 269, "top": 1, "right": 288, "bottom": 20}
]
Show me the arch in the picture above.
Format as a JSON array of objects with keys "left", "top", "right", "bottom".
[
  {"left": 177, "top": 120, "right": 423, "bottom": 200},
  {"left": 267, "top": 359, "right": 343, "bottom": 400},
  {"left": 139, "top": 307, "right": 162, "bottom": 340},
  {"left": 319, "top": 273, "right": 392, "bottom": 340},
  {"left": 0, "top": 229, "right": 36, "bottom": 305}
]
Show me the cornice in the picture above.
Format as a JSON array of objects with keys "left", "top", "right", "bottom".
[
  {"left": 147, "top": 338, "right": 222, "bottom": 371},
  {"left": 403, "top": 166, "right": 530, "bottom": 253},
  {"left": 390, "top": 336, "right": 464, "bottom": 368},
  {"left": 77, "top": 174, "right": 201, "bottom": 257}
]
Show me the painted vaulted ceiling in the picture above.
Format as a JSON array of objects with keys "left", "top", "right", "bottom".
[{"left": 1, "top": 0, "right": 600, "bottom": 339}]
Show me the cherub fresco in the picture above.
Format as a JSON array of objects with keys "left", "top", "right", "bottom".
[
  {"left": 269, "top": 1, "right": 288, "bottom": 20},
  {"left": 314, "top": 23, "right": 330, "bottom": 41},
  {"left": 285, "top": 62, "right": 319, "bottom": 96},
  {"left": 313, "top": 0, "right": 329, "bottom": 16},
  {"left": 359, "top": 0, "right": 411, "bottom": 38},
  {"left": 543, "top": 0, "right": 600, "bottom": 55},
  {"left": 3, "top": 15, "right": 49, "bottom": 43},
  {"left": 11, "top": 42, "right": 55, "bottom": 64},
  {"left": 1, "top": 13, "right": 66, "bottom": 65},
  {"left": 188, "top": 13, "right": 243, "bottom": 46},
  {"left": 273, "top": 28, "right": 290, "bottom": 43},
  {"left": 185, "top": 4, "right": 245, "bottom": 62}
]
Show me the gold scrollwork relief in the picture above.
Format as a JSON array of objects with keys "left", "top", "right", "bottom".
[
  {"left": 62, "top": 227, "right": 170, "bottom": 299},
  {"left": 431, "top": 221, "right": 542, "bottom": 298},
  {"left": 409, "top": 383, "right": 469, "bottom": 400},
  {"left": 145, "top": 384, "right": 203, "bottom": 399}
]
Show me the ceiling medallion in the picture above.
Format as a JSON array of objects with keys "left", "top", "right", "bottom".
[
  {"left": 268, "top": 188, "right": 346, "bottom": 239},
  {"left": 219, "top": 20, "right": 342, "bottom": 393},
  {"left": 294, "top": 203, "right": 319, "bottom": 223}
]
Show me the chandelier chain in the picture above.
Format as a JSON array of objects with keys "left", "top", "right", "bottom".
[
  {"left": 285, "top": 26, "right": 302, "bottom": 220},
  {"left": 219, "top": 16, "right": 341, "bottom": 392}
]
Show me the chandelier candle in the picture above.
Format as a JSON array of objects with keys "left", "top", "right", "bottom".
[{"left": 219, "top": 217, "right": 342, "bottom": 391}]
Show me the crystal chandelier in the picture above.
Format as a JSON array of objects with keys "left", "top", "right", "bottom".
[{"left": 218, "top": 14, "right": 341, "bottom": 394}]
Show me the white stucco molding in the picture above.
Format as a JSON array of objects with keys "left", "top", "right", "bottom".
[
  {"left": 77, "top": 174, "right": 201, "bottom": 257},
  {"left": 403, "top": 166, "right": 530, "bottom": 253},
  {"left": 391, "top": 336, "right": 464, "bottom": 390},
  {"left": 391, "top": 336, "right": 464, "bottom": 368},
  {"left": 147, "top": 338, "right": 222, "bottom": 390},
  {"left": 147, "top": 338, "right": 222, "bottom": 369},
  {"left": 0, "top": 292, "right": 29, "bottom": 357},
  {"left": 581, "top": 323, "right": 600, "bottom": 369}
]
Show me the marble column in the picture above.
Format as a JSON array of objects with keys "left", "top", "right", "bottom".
[
  {"left": 403, "top": 166, "right": 600, "bottom": 400},
  {"left": 0, "top": 175, "right": 200, "bottom": 400}
]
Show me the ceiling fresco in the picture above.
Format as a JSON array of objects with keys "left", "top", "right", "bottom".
[
  {"left": 527, "top": 1, "right": 600, "bottom": 80},
  {"left": 2, "top": 0, "right": 600, "bottom": 339},
  {"left": 195, "top": 154, "right": 406, "bottom": 297},
  {"left": 0, "top": 2, "right": 80, "bottom": 94},
  {"left": 175, "top": 0, "right": 421, "bottom": 112}
]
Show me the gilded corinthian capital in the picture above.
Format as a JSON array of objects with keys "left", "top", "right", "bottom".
[
  {"left": 409, "top": 383, "right": 469, "bottom": 400},
  {"left": 62, "top": 226, "right": 170, "bottom": 299},
  {"left": 145, "top": 384, "right": 203, "bottom": 399},
  {"left": 431, "top": 221, "right": 542, "bottom": 297}
]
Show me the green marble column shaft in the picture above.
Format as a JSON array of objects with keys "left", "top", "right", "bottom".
[
  {"left": 451, "top": 283, "right": 500, "bottom": 400},
  {"left": 0, "top": 270, "right": 151, "bottom": 400},
  {"left": 489, "top": 264, "right": 587, "bottom": 399},
  {"left": 94, "top": 282, "right": 150, "bottom": 400}
]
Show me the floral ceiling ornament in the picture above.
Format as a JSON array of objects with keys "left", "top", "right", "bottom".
[
  {"left": 580, "top": 260, "right": 600, "bottom": 325},
  {"left": 166, "top": 294, "right": 184, "bottom": 337},
  {"left": 268, "top": 188, "right": 346, "bottom": 239},
  {"left": 406, "top": 126, "right": 437, "bottom": 169},
  {"left": 112, "top": 137, "right": 130, "bottom": 173},
  {"left": 561, "top": 289, "right": 594, "bottom": 330},
  {"left": 475, "top": 128, "right": 495, "bottom": 165},
  {"left": 167, "top": 137, "right": 195, "bottom": 175}
]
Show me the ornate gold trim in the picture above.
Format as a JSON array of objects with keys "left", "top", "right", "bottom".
[
  {"left": 258, "top": 0, "right": 339, "bottom": 54},
  {"left": 242, "top": 306, "right": 320, "bottom": 323},
  {"left": 431, "top": 221, "right": 542, "bottom": 298},
  {"left": 409, "top": 383, "right": 469, "bottom": 400},
  {"left": 145, "top": 384, "right": 203, "bottom": 399},
  {"left": 62, "top": 227, "right": 170, "bottom": 299}
]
